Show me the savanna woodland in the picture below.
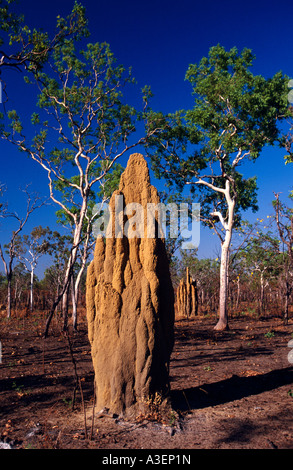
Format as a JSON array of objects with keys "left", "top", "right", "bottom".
[{"left": 0, "top": 0, "right": 293, "bottom": 453}]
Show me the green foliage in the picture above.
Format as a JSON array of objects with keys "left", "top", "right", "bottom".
[
  {"left": 1, "top": 2, "right": 147, "bottom": 268},
  {"left": 0, "top": 0, "right": 23, "bottom": 44},
  {"left": 185, "top": 45, "right": 288, "bottom": 158},
  {"left": 146, "top": 44, "right": 289, "bottom": 233},
  {"left": 0, "top": 271, "right": 6, "bottom": 286},
  {"left": 172, "top": 248, "right": 220, "bottom": 297},
  {"left": 264, "top": 330, "right": 275, "bottom": 338},
  {"left": 2, "top": 22, "right": 142, "bottom": 213},
  {"left": 0, "top": 0, "right": 88, "bottom": 70},
  {"left": 238, "top": 230, "right": 283, "bottom": 279},
  {"left": 25, "top": 40, "right": 139, "bottom": 160},
  {"left": 3, "top": 233, "right": 25, "bottom": 259},
  {"left": 19, "top": 226, "right": 51, "bottom": 260}
]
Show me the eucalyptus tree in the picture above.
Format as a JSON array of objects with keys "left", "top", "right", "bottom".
[
  {"left": 273, "top": 193, "right": 293, "bottom": 324},
  {"left": 2, "top": 9, "right": 160, "bottom": 335},
  {"left": 42, "top": 230, "right": 72, "bottom": 312},
  {"left": 55, "top": 162, "right": 123, "bottom": 330},
  {"left": 18, "top": 226, "right": 51, "bottom": 312},
  {"left": 0, "top": 188, "right": 44, "bottom": 317},
  {"left": 146, "top": 45, "right": 289, "bottom": 330},
  {"left": 238, "top": 230, "right": 281, "bottom": 314}
]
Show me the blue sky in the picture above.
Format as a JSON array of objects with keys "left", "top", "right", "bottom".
[{"left": 1, "top": 0, "right": 293, "bottom": 277}]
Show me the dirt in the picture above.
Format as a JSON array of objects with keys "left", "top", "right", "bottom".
[{"left": 0, "top": 311, "right": 293, "bottom": 450}]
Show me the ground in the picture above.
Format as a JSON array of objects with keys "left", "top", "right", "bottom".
[{"left": 0, "top": 310, "right": 293, "bottom": 450}]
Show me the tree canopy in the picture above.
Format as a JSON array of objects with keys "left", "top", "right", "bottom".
[{"left": 145, "top": 44, "right": 290, "bottom": 330}]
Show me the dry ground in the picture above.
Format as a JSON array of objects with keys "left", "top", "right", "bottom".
[{"left": 0, "top": 310, "right": 293, "bottom": 450}]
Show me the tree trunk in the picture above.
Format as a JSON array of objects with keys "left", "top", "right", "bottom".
[
  {"left": 30, "top": 268, "right": 34, "bottom": 313},
  {"left": 45, "top": 206, "right": 87, "bottom": 336},
  {"left": 214, "top": 189, "right": 234, "bottom": 331},
  {"left": 71, "top": 273, "right": 78, "bottom": 331},
  {"left": 62, "top": 284, "right": 69, "bottom": 331},
  {"left": 61, "top": 203, "right": 87, "bottom": 331},
  {"left": 260, "top": 271, "right": 264, "bottom": 314},
  {"left": 284, "top": 286, "right": 289, "bottom": 325},
  {"left": 71, "top": 253, "right": 87, "bottom": 330},
  {"left": 215, "top": 241, "right": 230, "bottom": 330},
  {"left": 61, "top": 259, "right": 73, "bottom": 331},
  {"left": 284, "top": 278, "right": 291, "bottom": 325},
  {"left": 44, "top": 273, "right": 72, "bottom": 337},
  {"left": 236, "top": 276, "right": 240, "bottom": 311},
  {"left": 7, "top": 276, "right": 11, "bottom": 319},
  {"left": 71, "top": 223, "right": 91, "bottom": 331}
]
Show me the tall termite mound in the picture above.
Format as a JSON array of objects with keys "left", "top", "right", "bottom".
[
  {"left": 86, "top": 153, "right": 174, "bottom": 416},
  {"left": 176, "top": 267, "right": 198, "bottom": 319}
]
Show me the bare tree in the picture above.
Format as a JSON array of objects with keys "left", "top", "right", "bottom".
[
  {"left": 18, "top": 226, "right": 51, "bottom": 312},
  {"left": 0, "top": 187, "right": 44, "bottom": 317},
  {"left": 273, "top": 193, "right": 293, "bottom": 324}
]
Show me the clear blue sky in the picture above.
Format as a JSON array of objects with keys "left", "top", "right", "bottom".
[{"left": 1, "top": 0, "right": 293, "bottom": 277}]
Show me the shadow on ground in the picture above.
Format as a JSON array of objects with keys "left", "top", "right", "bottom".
[{"left": 171, "top": 366, "right": 293, "bottom": 412}]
